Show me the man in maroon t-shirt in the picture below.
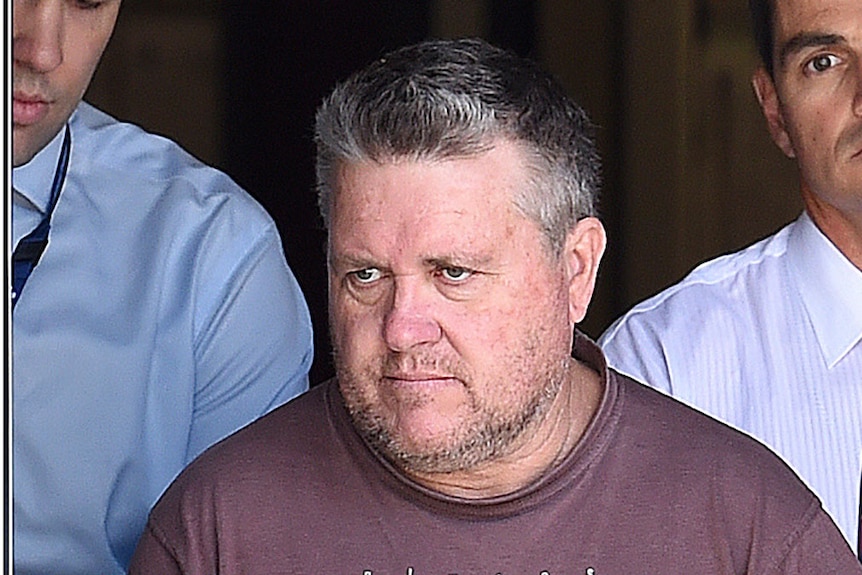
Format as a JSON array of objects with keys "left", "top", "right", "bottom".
[{"left": 129, "top": 38, "right": 862, "bottom": 574}]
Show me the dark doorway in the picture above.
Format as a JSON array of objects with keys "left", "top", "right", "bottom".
[{"left": 223, "top": 1, "right": 432, "bottom": 385}]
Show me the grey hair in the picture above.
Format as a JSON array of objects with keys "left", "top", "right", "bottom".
[{"left": 314, "top": 38, "right": 600, "bottom": 256}]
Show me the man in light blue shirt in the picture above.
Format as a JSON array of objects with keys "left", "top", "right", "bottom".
[
  {"left": 600, "top": 0, "right": 862, "bottom": 554},
  {"left": 11, "top": 1, "right": 313, "bottom": 572}
]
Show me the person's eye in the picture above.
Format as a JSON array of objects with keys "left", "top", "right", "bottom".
[
  {"left": 805, "top": 54, "right": 841, "bottom": 73},
  {"left": 438, "top": 266, "right": 473, "bottom": 283},
  {"left": 349, "top": 268, "right": 382, "bottom": 284},
  {"left": 74, "top": 0, "right": 107, "bottom": 10}
]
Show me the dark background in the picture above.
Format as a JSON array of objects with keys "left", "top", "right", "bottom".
[
  {"left": 87, "top": 0, "right": 801, "bottom": 385},
  {"left": 224, "top": 2, "right": 434, "bottom": 385}
]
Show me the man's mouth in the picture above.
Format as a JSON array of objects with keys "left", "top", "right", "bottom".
[
  {"left": 12, "top": 92, "right": 51, "bottom": 126},
  {"left": 385, "top": 372, "right": 455, "bottom": 382}
]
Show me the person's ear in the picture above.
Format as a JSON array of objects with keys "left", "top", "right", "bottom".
[
  {"left": 752, "top": 66, "right": 797, "bottom": 158},
  {"left": 562, "top": 217, "right": 606, "bottom": 325}
]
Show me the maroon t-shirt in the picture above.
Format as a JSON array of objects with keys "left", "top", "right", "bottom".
[{"left": 130, "top": 336, "right": 861, "bottom": 574}]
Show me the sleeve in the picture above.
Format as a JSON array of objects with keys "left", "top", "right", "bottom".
[
  {"left": 775, "top": 510, "right": 862, "bottom": 574},
  {"left": 128, "top": 470, "right": 222, "bottom": 575},
  {"left": 128, "top": 523, "right": 186, "bottom": 575},
  {"left": 187, "top": 221, "right": 314, "bottom": 463}
]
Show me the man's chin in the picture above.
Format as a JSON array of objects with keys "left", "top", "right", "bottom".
[
  {"left": 12, "top": 104, "right": 71, "bottom": 168},
  {"left": 13, "top": 124, "right": 60, "bottom": 168},
  {"left": 367, "top": 414, "right": 518, "bottom": 476}
]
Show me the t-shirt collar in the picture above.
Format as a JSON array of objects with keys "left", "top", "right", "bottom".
[
  {"left": 787, "top": 211, "right": 862, "bottom": 368},
  {"left": 11, "top": 117, "right": 73, "bottom": 214}
]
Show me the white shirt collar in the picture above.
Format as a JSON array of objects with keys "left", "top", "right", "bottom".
[{"left": 786, "top": 211, "right": 862, "bottom": 368}]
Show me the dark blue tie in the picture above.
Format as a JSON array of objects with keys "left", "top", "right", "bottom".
[{"left": 12, "top": 124, "right": 71, "bottom": 310}]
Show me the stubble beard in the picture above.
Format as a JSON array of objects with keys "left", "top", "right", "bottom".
[{"left": 335, "top": 334, "right": 569, "bottom": 477}]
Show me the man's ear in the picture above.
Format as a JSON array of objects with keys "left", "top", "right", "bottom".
[
  {"left": 562, "top": 217, "right": 606, "bottom": 325},
  {"left": 752, "top": 66, "right": 797, "bottom": 158}
]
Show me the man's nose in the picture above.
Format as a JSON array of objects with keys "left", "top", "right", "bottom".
[
  {"left": 382, "top": 277, "right": 443, "bottom": 352},
  {"left": 14, "top": 0, "right": 65, "bottom": 74}
]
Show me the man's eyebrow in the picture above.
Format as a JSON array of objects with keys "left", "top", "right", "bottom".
[
  {"left": 778, "top": 33, "right": 846, "bottom": 69},
  {"left": 424, "top": 254, "right": 493, "bottom": 269},
  {"left": 329, "top": 253, "right": 376, "bottom": 269}
]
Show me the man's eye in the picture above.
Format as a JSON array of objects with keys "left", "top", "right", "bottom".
[
  {"left": 806, "top": 54, "right": 840, "bottom": 73},
  {"left": 350, "top": 268, "right": 382, "bottom": 284},
  {"left": 75, "top": 0, "right": 106, "bottom": 10},
  {"left": 439, "top": 267, "right": 473, "bottom": 282}
]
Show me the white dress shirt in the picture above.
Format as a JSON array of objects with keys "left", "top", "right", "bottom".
[{"left": 600, "top": 212, "right": 862, "bottom": 552}]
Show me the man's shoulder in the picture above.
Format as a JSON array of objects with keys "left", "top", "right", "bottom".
[
  {"left": 598, "top": 222, "right": 797, "bottom": 382},
  {"left": 70, "top": 103, "right": 278, "bottom": 244},
  {"left": 187, "top": 383, "right": 332, "bottom": 477},
  {"left": 73, "top": 102, "right": 202, "bottom": 172},
  {"left": 612, "top": 373, "right": 817, "bottom": 512},
  {"left": 612, "top": 379, "right": 849, "bottom": 574},
  {"left": 147, "top": 382, "right": 350, "bottom": 529},
  {"left": 614, "top": 223, "right": 793, "bottom": 325},
  {"left": 74, "top": 104, "right": 263, "bottom": 207}
]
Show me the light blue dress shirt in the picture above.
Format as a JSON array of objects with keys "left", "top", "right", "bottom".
[
  {"left": 11, "top": 102, "right": 314, "bottom": 574},
  {"left": 600, "top": 212, "right": 862, "bottom": 553}
]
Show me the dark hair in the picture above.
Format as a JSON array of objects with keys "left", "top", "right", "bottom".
[
  {"left": 749, "top": 0, "right": 775, "bottom": 75},
  {"left": 314, "top": 37, "right": 600, "bottom": 256}
]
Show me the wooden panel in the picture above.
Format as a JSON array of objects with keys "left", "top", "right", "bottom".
[
  {"left": 678, "top": 31, "right": 800, "bottom": 269},
  {"left": 86, "top": 13, "right": 225, "bottom": 167},
  {"left": 620, "top": 0, "right": 801, "bottom": 310},
  {"left": 621, "top": 0, "right": 690, "bottom": 306},
  {"left": 432, "top": 0, "right": 488, "bottom": 37},
  {"left": 538, "top": 0, "right": 620, "bottom": 337}
]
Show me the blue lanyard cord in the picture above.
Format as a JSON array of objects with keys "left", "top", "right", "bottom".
[{"left": 12, "top": 124, "right": 72, "bottom": 310}]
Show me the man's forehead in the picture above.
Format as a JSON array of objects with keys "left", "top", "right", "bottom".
[
  {"left": 773, "top": 0, "right": 857, "bottom": 34},
  {"left": 771, "top": 0, "right": 860, "bottom": 66},
  {"left": 327, "top": 153, "right": 538, "bottom": 267},
  {"left": 333, "top": 144, "right": 528, "bottom": 205}
]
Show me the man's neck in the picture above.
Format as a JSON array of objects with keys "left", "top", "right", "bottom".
[
  {"left": 802, "top": 186, "right": 862, "bottom": 270},
  {"left": 406, "top": 360, "right": 603, "bottom": 500}
]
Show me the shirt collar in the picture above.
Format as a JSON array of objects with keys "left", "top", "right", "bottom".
[
  {"left": 787, "top": 211, "right": 862, "bottom": 368},
  {"left": 11, "top": 116, "right": 73, "bottom": 214}
]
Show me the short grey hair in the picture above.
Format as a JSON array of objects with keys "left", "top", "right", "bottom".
[{"left": 314, "top": 38, "right": 600, "bottom": 256}]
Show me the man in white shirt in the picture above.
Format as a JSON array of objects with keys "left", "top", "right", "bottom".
[{"left": 600, "top": 0, "right": 862, "bottom": 554}]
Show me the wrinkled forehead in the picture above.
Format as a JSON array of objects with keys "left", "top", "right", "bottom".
[
  {"left": 327, "top": 143, "right": 536, "bottom": 254},
  {"left": 332, "top": 141, "right": 528, "bottom": 209}
]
